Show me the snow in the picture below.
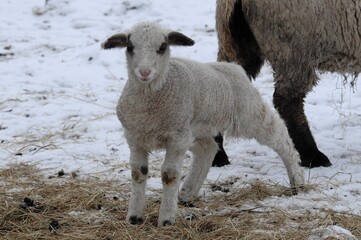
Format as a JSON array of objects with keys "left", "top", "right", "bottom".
[
  {"left": 309, "top": 225, "right": 357, "bottom": 240},
  {"left": 0, "top": 0, "right": 360, "bottom": 237}
]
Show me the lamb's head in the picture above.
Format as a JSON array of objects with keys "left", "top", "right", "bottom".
[{"left": 102, "top": 22, "right": 195, "bottom": 84}]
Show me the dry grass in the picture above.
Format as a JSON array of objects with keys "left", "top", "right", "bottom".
[{"left": 1, "top": 163, "right": 360, "bottom": 240}]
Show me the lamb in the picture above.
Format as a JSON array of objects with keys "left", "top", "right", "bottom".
[
  {"left": 215, "top": 0, "right": 361, "bottom": 168},
  {"left": 101, "top": 22, "right": 304, "bottom": 227}
]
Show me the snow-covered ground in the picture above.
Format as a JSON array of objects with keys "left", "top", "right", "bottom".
[{"left": 1, "top": 0, "right": 361, "bottom": 237}]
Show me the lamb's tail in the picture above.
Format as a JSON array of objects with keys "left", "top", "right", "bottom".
[{"left": 216, "top": 0, "right": 264, "bottom": 79}]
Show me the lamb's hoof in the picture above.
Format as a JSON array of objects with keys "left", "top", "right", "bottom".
[
  {"left": 128, "top": 216, "right": 143, "bottom": 225},
  {"left": 162, "top": 220, "right": 174, "bottom": 227},
  {"left": 291, "top": 185, "right": 304, "bottom": 195},
  {"left": 212, "top": 150, "right": 230, "bottom": 167},
  {"left": 179, "top": 200, "right": 195, "bottom": 208},
  {"left": 300, "top": 150, "right": 332, "bottom": 168}
]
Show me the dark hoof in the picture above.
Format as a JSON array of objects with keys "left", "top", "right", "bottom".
[
  {"left": 291, "top": 185, "right": 304, "bottom": 195},
  {"left": 300, "top": 150, "right": 332, "bottom": 168},
  {"left": 179, "top": 200, "right": 195, "bottom": 208},
  {"left": 129, "top": 216, "right": 143, "bottom": 225},
  {"left": 162, "top": 220, "right": 174, "bottom": 227},
  {"left": 212, "top": 150, "right": 230, "bottom": 167}
]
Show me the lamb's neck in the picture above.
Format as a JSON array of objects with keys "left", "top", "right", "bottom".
[{"left": 127, "top": 74, "right": 167, "bottom": 95}]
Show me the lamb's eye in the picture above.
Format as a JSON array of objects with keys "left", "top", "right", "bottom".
[
  {"left": 157, "top": 42, "right": 167, "bottom": 55},
  {"left": 127, "top": 45, "right": 134, "bottom": 55}
]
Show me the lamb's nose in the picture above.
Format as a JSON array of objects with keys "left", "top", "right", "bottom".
[{"left": 139, "top": 69, "right": 151, "bottom": 77}]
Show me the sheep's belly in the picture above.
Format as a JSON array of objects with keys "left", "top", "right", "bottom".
[
  {"left": 318, "top": 55, "right": 361, "bottom": 73},
  {"left": 133, "top": 131, "right": 169, "bottom": 151},
  {"left": 191, "top": 122, "right": 226, "bottom": 139}
]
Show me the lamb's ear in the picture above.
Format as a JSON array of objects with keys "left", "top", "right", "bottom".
[
  {"left": 101, "top": 33, "right": 128, "bottom": 49},
  {"left": 168, "top": 32, "right": 195, "bottom": 46}
]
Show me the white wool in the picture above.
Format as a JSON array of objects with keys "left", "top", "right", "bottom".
[{"left": 102, "top": 22, "right": 304, "bottom": 227}]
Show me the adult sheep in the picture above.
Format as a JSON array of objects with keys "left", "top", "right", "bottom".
[
  {"left": 102, "top": 22, "right": 304, "bottom": 227},
  {"left": 214, "top": 0, "right": 361, "bottom": 168}
]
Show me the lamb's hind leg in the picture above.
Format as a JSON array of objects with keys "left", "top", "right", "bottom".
[
  {"left": 246, "top": 102, "right": 305, "bottom": 189},
  {"left": 180, "top": 137, "right": 219, "bottom": 203},
  {"left": 273, "top": 68, "right": 332, "bottom": 168}
]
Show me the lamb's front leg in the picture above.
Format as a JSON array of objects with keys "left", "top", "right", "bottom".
[
  {"left": 158, "top": 144, "right": 187, "bottom": 227},
  {"left": 126, "top": 145, "right": 149, "bottom": 225}
]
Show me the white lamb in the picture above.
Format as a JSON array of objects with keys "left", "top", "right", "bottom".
[{"left": 102, "top": 22, "right": 304, "bottom": 227}]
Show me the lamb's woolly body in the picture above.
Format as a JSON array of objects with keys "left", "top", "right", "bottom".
[
  {"left": 216, "top": 0, "right": 361, "bottom": 168},
  {"left": 118, "top": 58, "right": 266, "bottom": 147},
  {"left": 103, "top": 22, "right": 304, "bottom": 227}
]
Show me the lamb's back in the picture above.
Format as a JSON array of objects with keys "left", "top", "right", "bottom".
[{"left": 171, "top": 58, "right": 258, "bottom": 137}]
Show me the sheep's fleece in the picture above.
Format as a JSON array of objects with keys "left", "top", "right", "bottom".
[
  {"left": 102, "top": 22, "right": 304, "bottom": 227},
  {"left": 216, "top": 0, "right": 361, "bottom": 168}
]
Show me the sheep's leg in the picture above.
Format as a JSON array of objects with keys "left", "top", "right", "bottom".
[
  {"left": 179, "top": 138, "right": 219, "bottom": 203},
  {"left": 126, "top": 145, "right": 149, "bottom": 225},
  {"left": 246, "top": 101, "right": 305, "bottom": 189},
  {"left": 273, "top": 70, "right": 332, "bottom": 168},
  {"left": 158, "top": 144, "right": 188, "bottom": 227},
  {"left": 212, "top": 133, "right": 230, "bottom": 167}
]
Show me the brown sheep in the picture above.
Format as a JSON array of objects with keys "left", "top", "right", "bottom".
[{"left": 214, "top": 0, "right": 361, "bottom": 168}]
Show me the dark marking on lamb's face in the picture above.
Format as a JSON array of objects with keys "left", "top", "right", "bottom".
[
  {"left": 126, "top": 35, "right": 134, "bottom": 56},
  {"left": 156, "top": 42, "right": 168, "bottom": 55}
]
